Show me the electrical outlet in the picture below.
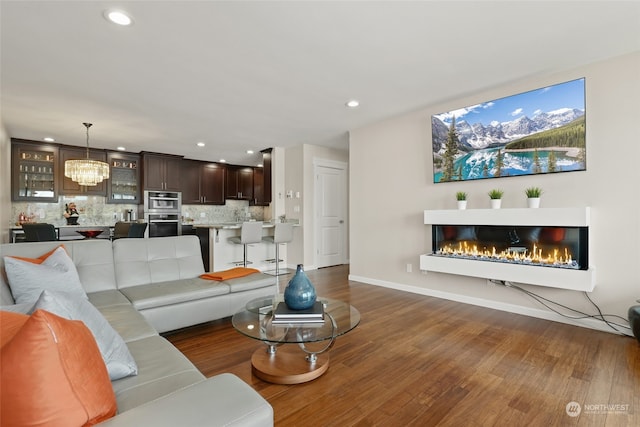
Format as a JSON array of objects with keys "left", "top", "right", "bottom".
[{"left": 406, "top": 263, "right": 412, "bottom": 273}]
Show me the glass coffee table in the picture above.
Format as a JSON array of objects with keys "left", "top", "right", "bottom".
[{"left": 232, "top": 297, "right": 360, "bottom": 384}]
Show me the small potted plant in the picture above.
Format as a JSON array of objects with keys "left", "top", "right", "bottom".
[
  {"left": 488, "top": 189, "right": 504, "bottom": 209},
  {"left": 525, "top": 187, "right": 543, "bottom": 208},
  {"left": 456, "top": 191, "right": 468, "bottom": 210}
]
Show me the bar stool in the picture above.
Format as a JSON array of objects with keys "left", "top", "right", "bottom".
[
  {"left": 128, "top": 222, "right": 148, "bottom": 238},
  {"left": 228, "top": 221, "right": 264, "bottom": 267},
  {"left": 112, "top": 221, "right": 131, "bottom": 240},
  {"left": 262, "top": 222, "right": 293, "bottom": 276},
  {"left": 22, "top": 223, "right": 58, "bottom": 242}
]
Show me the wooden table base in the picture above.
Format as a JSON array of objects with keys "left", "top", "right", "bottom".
[{"left": 251, "top": 345, "right": 330, "bottom": 384}]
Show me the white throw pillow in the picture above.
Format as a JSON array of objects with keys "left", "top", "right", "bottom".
[
  {"left": 3, "top": 246, "right": 87, "bottom": 304},
  {"left": 0, "top": 303, "right": 34, "bottom": 314},
  {"left": 31, "top": 289, "right": 138, "bottom": 380}
]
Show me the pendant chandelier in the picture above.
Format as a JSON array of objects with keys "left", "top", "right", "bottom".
[{"left": 64, "top": 123, "right": 110, "bottom": 186}]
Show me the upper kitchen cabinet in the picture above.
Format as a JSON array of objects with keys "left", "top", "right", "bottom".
[
  {"left": 252, "top": 167, "right": 265, "bottom": 206},
  {"left": 11, "top": 139, "right": 58, "bottom": 202},
  {"left": 225, "top": 165, "right": 253, "bottom": 200},
  {"left": 141, "top": 152, "right": 183, "bottom": 191},
  {"left": 200, "top": 162, "right": 225, "bottom": 205},
  {"left": 252, "top": 148, "right": 272, "bottom": 206},
  {"left": 181, "top": 160, "right": 201, "bottom": 204},
  {"left": 181, "top": 160, "right": 225, "bottom": 205},
  {"left": 107, "top": 152, "right": 140, "bottom": 204},
  {"left": 58, "top": 146, "right": 108, "bottom": 196}
]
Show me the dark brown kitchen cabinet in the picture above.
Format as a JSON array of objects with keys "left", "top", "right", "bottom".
[
  {"left": 11, "top": 139, "right": 58, "bottom": 202},
  {"left": 201, "top": 163, "right": 225, "bottom": 204},
  {"left": 252, "top": 148, "right": 272, "bottom": 206},
  {"left": 252, "top": 167, "right": 265, "bottom": 206},
  {"left": 181, "top": 160, "right": 225, "bottom": 205},
  {"left": 107, "top": 152, "right": 140, "bottom": 204},
  {"left": 225, "top": 165, "right": 253, "bottom": 200},
  {"left": 141, "top": 152, "right": 182, "bottom": 191},
  {"left": 58, "top": 146, "right": 108, "bottom": 196},
  {"left": 181, "top": 160, "right": 201, "bottom": 204}
]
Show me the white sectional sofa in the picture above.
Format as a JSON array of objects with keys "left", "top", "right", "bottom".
[{"left": 0, "top": 235, "right": 275, "bottom": 426}]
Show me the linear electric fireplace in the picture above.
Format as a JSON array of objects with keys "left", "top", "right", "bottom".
[
  {"left": 433, "top": 225, "right": 588, "bottom": 270},
  {"left": 419, "top": 208, "right": 595, "bottom": 291}
]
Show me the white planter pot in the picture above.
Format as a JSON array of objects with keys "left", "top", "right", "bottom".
[
  {"left": 457, "top": 200, "right": 467, "bottom": 210},
  {"left": 527, "top": 197, "right": 541, "bottom": 208},
  {"left": 490, "top": 199, "right": 502, "bottom": 209}
]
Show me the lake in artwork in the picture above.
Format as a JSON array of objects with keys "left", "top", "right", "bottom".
[{"left": 433, "top": 146, "right": 584, "bottom": 183}]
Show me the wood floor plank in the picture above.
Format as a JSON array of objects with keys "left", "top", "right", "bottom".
[{"left": 165, "top": 265, "right": 640, "bottom": 426}]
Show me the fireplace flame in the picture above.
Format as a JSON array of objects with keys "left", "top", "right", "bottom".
[{"left": 437, "top": 241, "right": 577, "bottom": 268}]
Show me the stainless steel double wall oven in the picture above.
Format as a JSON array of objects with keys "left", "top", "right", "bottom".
[{"left": 143, "top": 191, "right": 182, "bottom": 238}]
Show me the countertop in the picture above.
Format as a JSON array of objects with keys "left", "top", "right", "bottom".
[
  {"left": 11, "top": 224, "right": 113, "bottom": 230},
  {"left": 12, "top": 221, "right": 147, "bottom": 230},
  {"left": 192, "top": 221, "right": 299, "bottom": 230},
  {"left": 10, "top": 224, "right": 113, "bottom": 243}
]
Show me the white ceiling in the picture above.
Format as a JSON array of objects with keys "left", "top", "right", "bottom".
[{"left": 2, "top": 1, "right": 639, "bottom": 166}]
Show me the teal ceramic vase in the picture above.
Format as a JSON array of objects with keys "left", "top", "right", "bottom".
[{"left": 284, "top": 264, "right": 317, "bottom": 310}]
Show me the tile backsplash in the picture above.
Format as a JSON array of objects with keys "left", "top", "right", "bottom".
[
  {"left": 181, "top": 201, "right": 265, "bottom": 225},
  {"left": 11, "top": 196, "right": 264, "bottom": 227}
]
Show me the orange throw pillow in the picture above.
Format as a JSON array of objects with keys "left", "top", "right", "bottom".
[
  {"left": 9, "top": 244, "right": 67, "bottom": 264},
  {"left": 1, "top": 309, "right": 117, "bottom": 426},
  {"left": 0, "top": 311, "right": 29, "bottom": 347}
]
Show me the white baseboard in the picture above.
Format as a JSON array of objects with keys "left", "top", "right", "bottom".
[{"left": 348, "top": 274, "right": 632, "bottom": 336}]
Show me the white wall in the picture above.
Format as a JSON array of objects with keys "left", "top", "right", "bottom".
[
  {"left": 349, "top": 52, "right": 640, "bottom": 334},
  {"left": 284, "top": 145, "right": 304, "bottom": 267},
  {"left": 284, "top": 143, "right": 349, "bottom": 269},
  {"left": 0, "top": 124, "right": 11, "bottom": 243}
]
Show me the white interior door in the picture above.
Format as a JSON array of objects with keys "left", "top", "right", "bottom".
[{"left": 315, "top": 161, "right": 347, "bottom": 268}]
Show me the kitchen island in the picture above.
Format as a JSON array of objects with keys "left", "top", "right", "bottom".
[{"left": 194, "top": 221, "right": 298, "bottom": 272}]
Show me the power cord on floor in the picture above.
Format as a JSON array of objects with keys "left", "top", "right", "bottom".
[{"left": 489, "top": 279, "right": 632, "bottom": 336}]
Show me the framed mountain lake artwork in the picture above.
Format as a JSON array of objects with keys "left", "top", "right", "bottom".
[{"left": 432, "top": 78, "right": 586, "bottom": 183}]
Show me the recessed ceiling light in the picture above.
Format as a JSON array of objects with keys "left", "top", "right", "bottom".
[
  {"left": 346, "top": 99, "right": 360, "bottom": 108},
  {"left": 117, "top": 146, "right": 126, "bottom": 151},
  {"left": 43, "top": 137, "right": 55, "bottom": 142},
  {"left": 104, "top": 10, "right": 133, "bottom": 26},
  {"left": 219, "top": 159, "right": 226, "bottom": 163},
  {"left": 197, "top": 142, "right": 205, "bottom": 147},
  {"left": 246, "top": 150, "right": 254, "bottom": 154}
]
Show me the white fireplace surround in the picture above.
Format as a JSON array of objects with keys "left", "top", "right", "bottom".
[{"left": 419, "top": 207, "right": 595, "bottom": 292}]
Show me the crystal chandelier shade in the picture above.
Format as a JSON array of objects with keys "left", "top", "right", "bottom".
[
  {"left": 64, "top": 123, "right": 110, "bottom": 186},
  {"left": 64, "top": 159, "right": 110, "bottom": 186}
]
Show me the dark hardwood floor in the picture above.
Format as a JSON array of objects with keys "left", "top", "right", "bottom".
[{"left": 165, "top": 265, "right": 639, "bottom": 426}]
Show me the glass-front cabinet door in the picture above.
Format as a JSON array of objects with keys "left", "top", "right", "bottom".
[
  {"left": 12, "top": 140, "right": 58, "bottom": 202},
  {"left": 107, "top": 152, "right": 140, "bottom": 204}
]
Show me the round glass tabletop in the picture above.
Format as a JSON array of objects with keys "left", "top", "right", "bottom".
[{"left": 232, "top": 297, "right": 360, "bottom": 345}]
